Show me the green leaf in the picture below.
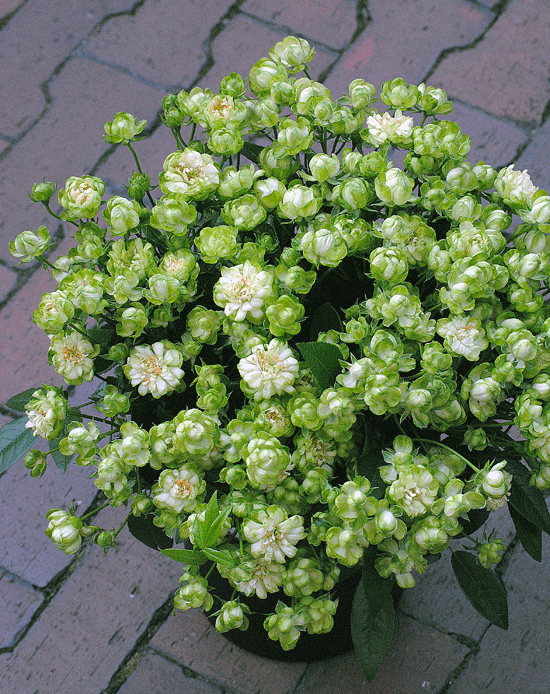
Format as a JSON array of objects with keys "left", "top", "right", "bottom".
[
  {"left": 201, "top": 547, "right": 234, "bottom": 565},
  {"left": 451, "top": 550, "right": 508, "bottom": 629},
  {"left": 0, "top": 417, "right": 35, "bottom": 474},
  {"left": 309, "top": 302, "right": 342, "bottom": 340},
  {"left": 459, "top": 507, "right": 490, "bottom": 536},
  {"left": 509, "top": 504, "right": 542, "bottom": 562},
  {"left": 127, "top": 513, "right": 173, "bottom": 551},
  {"left": 6, "top": 387, "right": 39, "bottom": 413},
  {"left": 240, "top": 141, "right": 264, "bottom": 164},
  {"left": 49, "top": 446, "right": 75, "bottom": 472},
  {"left": 160, "top": 547, "right": 207, "bottom": 565},
  {"left": 506, "top": 459, "right": 550, "bottom": 536},
  {"left": 351, "top": 546, "right": 395, "bottom": 682},
  {"left": 356, "top": 422, "right": 387, "bottom": 500},
  {"left": 87, "top": 327, "right": 116, "bottom": 347},
  {"left": 296, "top": 341, "right": 343, "bottom": 391}
]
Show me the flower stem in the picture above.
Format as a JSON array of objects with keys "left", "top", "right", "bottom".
[{"left": 413, "top": 438, "right": 480, "bottom": 473}]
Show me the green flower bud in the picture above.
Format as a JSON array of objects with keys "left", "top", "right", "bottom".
[
  {"left": 216, "top": 600, "right": 250, "bottom": 633},
  {"left": 196, "top": 225, "right": 239, "bottom": 264},
  {"left": 220, "top": 72, "right": 246, "bottom": 97},
  {"left": 375, "top": 168, "right": 415, "bottom": 206},
  {"left": 348, "top": 78, "right": 376, "bottom": 110},
  {"left": 254, "top": 176, "right": 286, "bottom": 210},
  {"left": 278, "top": 185, "right": 323, "bottom": 220},
  {"left": 160, "top": 149, "right": 219, "bottom": 200},
  {"left": 103, "top": 196, "right": 141, "bottom": 234},
  {"left": 478, "top": 539, "right": 506, "bottom": 568},
  {"left": 269, "top": 35, "right": 314, "bottom": 72},
  {"left": 108, "top": 342, "right": 129, "bottom": 364},
  {"left": 208, "top": 127, "right": 244, "bottom": 155},
  {"left": 266, "top": 294, "right": 305, "bottom": 337},
  {"left": 259, "top": 145, "right": 298, "bottom": 180},
  {"left": 29, "top": 179, "right": 56, "bottom": 203},
  {"left": 380, "top": 78, "right": 419, "bottom": 109},
  {"left": 104, "top": 112, "right": 146, "bottom": 144},
  {"left": 221, "top": 194, "right": 267, "bottom": 230},
  {"left": 149, "top": 195, "right": 197, "bottom": 235},
  {"left": 417, "top": 84, "right": 453, "bottom": 115},
  {"left": 10, "top": 226, "right": 50, "bottom": 262},
  {"left": 126, "top": 171, "right": 151, "bottom": 201},
  {"left": 249, "top": 57, "right": 288, "bottom": 97}
]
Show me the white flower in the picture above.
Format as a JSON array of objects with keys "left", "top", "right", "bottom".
[
  {"left": 49, "top": 331, "right": 99, "bottom": 385},
  {"left": 123, "top": 341, "right": 184, "bottom": 398},
  {"left": 494, "top": 164, "right": 538, "bottom": 208},
  {"left": 160, "top": 149, "right": 219, "bottom": 199},
  {"left": 213, "top": 261, "right": 274, "bottom": 322},
  {"left": 388, "top": 465, "right": 439, "bottom": 517},
  {"left": 152, "top": 465, "right": 205, "bottom": 514},
  {"left": 366, "top": 110, "right": 414, "bottom": 146},
  {"left": 238, "top": 339, "right": 299, "bottom": 400},
  {"left": 437, "top": 315, "right": 488, "bottom": 361},
  {"left": 243, "top": 506, "right": 306, "bottom": 563},
  {"left": 232, "top": 558, "right": 285, "bottom": 599}
]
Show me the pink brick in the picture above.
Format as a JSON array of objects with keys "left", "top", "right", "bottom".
[
  {"left": 0, "top": 569, "right": 44, "bottom": 649},
  {"left": 242, "top": 0, "right": 359, "bottom": 49},
  {"left": 0, "top": 455, "right": 95, "bottom": 587},
  {"left": 0, "top": 508, "right": 182, "bottom": 694},
  {"left": 296, "top": 612, "right": 468, "bottom": 694},
  {"left": 0, "top": 56, "right": 164, "bottom": 264},
  {"left": 325, "top": 0, "right": 490, "bottom": 98},
  {"left": 84, "top": 0, "right": 236, "bottom": 88},
  {"left": 0, "top": 0, "right": 137, "bottom": 138},
  {"left": 429, "top": 0, "right": 550, "bottom": 124},
  {"left": 198, "top": 14, "right": 335, "bottom": 94},
  {"left": 151, "top": 608, "right": 306, "bottom": 694},
  {"left": 117, "top": 652, "right": 223, "bottom": 694}
]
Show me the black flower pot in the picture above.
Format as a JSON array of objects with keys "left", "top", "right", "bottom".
[{"left": 204, "top": 567, "right": 361, "bottom": 662}]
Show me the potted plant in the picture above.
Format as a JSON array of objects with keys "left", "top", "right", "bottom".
[{"left": 2, "top": 35, "right": 550, "bottom": 679}]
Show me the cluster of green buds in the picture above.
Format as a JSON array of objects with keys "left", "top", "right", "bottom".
[{"left": 9, "top": 34, "right": 550, "bottom": 658}]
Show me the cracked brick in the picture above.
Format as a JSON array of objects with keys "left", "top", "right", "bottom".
[
  {"left": 83, "top": 0, "right": 236, "bottom": 89},
  {"left": 324, "top": 0, "right": 491, "bottom": 98},
  {"left": 429, "top": 0, "right": 550, "bottom": 124},
  {"left": 0, "top": 570, "right": 44, "bottom": 650},
  {"left": 0, "top": 0, "right": 138, "bottom": 138},
  {"left": 242, "top": 0, "right": 359, "bottom": 50}
]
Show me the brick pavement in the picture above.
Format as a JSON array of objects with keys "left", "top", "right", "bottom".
[{"left": 1, "top": 1, "right": 549, "bottom": 692}]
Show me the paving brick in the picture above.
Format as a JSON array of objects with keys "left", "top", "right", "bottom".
[
  {"left": 0, "top": 262, "right": 17, "bottom": 303},
  {"left": 429, "top": 0, "right": 550, "bottom": 125},
  {"left": 0, "top": 56, "right": 164, "bottom": 265},
  {"left": 447, "top": 101, "right": 528, "bottom": 168},
  {"left": 324, "top": 0, "right": 491, "bottom": 99},
  {"left": 294, "top": 612, "right": 469, "bottom": 694},
  {"left": 242, "top": 0, "right": 359, "bottom": 50},
  {"left": 0, "top": 0, "right": 138, "bottom": 138},
  {"left": 0, "top": 455, "right": 95, "bottom": 587},
  {"left": 0, "top": 0, "right": 25, "bottom": 21},
  {"left": 0, "top": 507, "right": 182, "bottom": 694},
  {"left": 198, "top": 14, "right": 336, "bottom": 95},
  {"left": 83, "top": 0, "right": 236, "bottom": 89},
  {"left": 117, "top": 651, "right": 224, "bottom": 694},
  {"left": 151, "top": 608, "right": 307, "bottom": 694},
  {"left": 399, "top": 506, "right": 515, "bottom": 641},
  {"left": 445, "top": 506, "right": 550, "bottom": 694},
  {"left": 0, "top": 569, "right": 44, "bottom": 649},
  {"left": 514, "top": 118, "right": 550, "bottom": 189}
]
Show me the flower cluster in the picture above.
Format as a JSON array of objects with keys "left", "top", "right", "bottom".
[{"left": 5, "top": 35, "right": 550, "bottom": 675}]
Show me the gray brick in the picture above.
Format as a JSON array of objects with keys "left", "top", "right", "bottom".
[
  {"left": 83, "top": 0, "right": 236, "bottom": 89},
  {"left": 198, "top": 14, "right": 336, "bottom": 95},
  {"left": 0, "top": 56, "right": 164, "bottom": 264},
  {"left": 242, "top": 0, "right": 359, "bottom": 50},
  {"left": 0, "top": 570, "right": 44, "bottom": 649},
  {"left": 0, "top": 0, "right": 138, "bottom": 138},
  {"left": 0, "top": 456, "right": 95, "bottom": 587},
  {"left": 325, "top": 0, "right": 491, "bottom": 98},
  {"left": 117, "top": 652, "right": 224, "bottom": 694},
  {"left": 0, "top": 263, "right": 17, "bottom": 303},
  {"left": 399, "top": 506, "right": 515, "bottom": 641},
  {"left": 514, "top": 118, "right": 550, "bottom": 188},
  {"left": 446, "top": 508, "right": 550, "bottom": 694},
  {"left": 429, "top": 0, "right": 550, "bottom": 124},
  {"left": 151, "top": 608, "right": 307, "bottom": 694},
  {"left": 0, "top": 506, "right": 182, "bottom": 694},
  {"left": 295, "top": 612, "right": 469, "bottom": 694}
]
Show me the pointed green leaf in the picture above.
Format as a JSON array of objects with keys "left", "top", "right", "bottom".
[
  {"left": 351, "top": 546, "right": 395, "bottom": 682},
  {"left": 509, "top": 504, "right": 542, "bottom": 562},
  {"left": 0, "top": 417, "right": 35, "bottom": 474},
  {"left": 127, "top": 513, "right": 173, "bottom": 551},
  {"left": 506, "top": 459, "right": 550, "bottom": 535},
  {"left": 451, "top": 550, "right": 508, "bottom": 629},
  {"left": 160, "top": 548, "right": 207, "bottom": 565},
  {"left": 6, "top": 387, "right": 39, "bottom": 413},
  {"left": 49, "top": 447, "right": 75, "bottom": 472},
  {"left": 296, "top": 341, "right": 343, "bottom": 391},
  {"left": 201, "top": 547, "right": 234, "bottom": 565},
  {"left": 356, "top": 423, "right": 387, "bottom": 499},
  {"left": 204, "top": 506, "right": 232, "bottom": 549}
]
